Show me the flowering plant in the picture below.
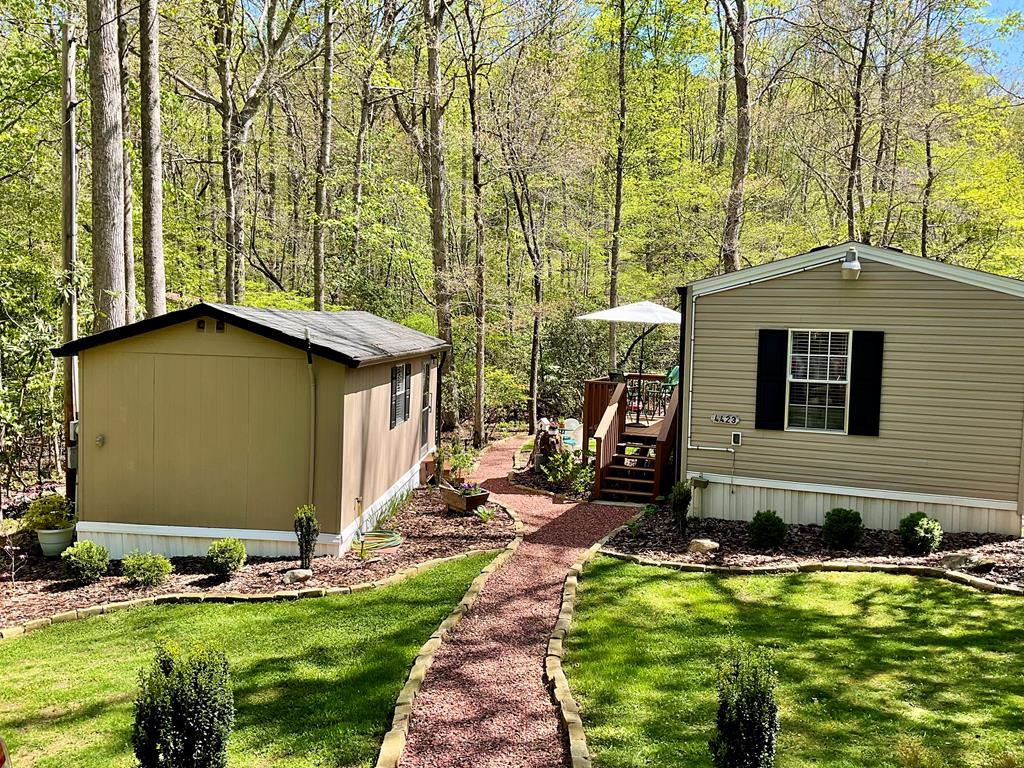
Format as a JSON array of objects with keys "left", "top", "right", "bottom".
[{"left": 457, "top": 482, "right": 485, "bottom": 496}]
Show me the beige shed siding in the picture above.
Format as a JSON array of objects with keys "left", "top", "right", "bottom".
[
  {"left": 340, "top": 356, "right": 435, "bottom": 532},
  {"left": 684, "top": 258, "right": 1024, "bottom": 504},
  {"left": 78, "top": 319, "right": 346, "bottom": 536}
]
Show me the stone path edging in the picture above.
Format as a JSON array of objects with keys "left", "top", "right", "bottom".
[
  {"left": 0, "top": 509, "right": 522, "bottom": 642},
  {"left": 374, "top": 505, "right": 526, "bottom": 768},
  {"left": 598, "top": 549, "right": 1024, "bottom": 596},
  {"left": 543, "top": 511, "right": 646, "bottom": 768}
]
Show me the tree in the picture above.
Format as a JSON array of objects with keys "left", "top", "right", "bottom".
[
  {"left": 312, "top": 0, "right": 333, "bottom": 310},
  {"left": 139, "top": 0, "right": 167, "bottom": 315},
  {"left": 88, "top": 0, "right": 127, "bottom": 330},
  {"left": 718, "top": 0, "right": 749, "bottom": 273}
]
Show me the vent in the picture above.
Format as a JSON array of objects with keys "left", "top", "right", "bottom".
[
  {"left": 196, "top": 319, "right": 206, "bottom": 332},
  {"left": 215, "top": 320, "right": 225, "bottom": 333}
]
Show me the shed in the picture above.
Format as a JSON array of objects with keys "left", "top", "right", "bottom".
[
  {"left": 51, "top": 303, "right": 448, "bottom": 558},
  {"left": 678, "top": 242, "right": 1024, "bottom": 537}
]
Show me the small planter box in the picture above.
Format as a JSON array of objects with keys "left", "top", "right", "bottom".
[{"left": 440, "top": 486, "right": 490, "bottom": 513}]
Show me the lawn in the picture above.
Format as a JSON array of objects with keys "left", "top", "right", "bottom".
[
  {"left": 565, "top": 556, "right": 1024, "bottom": 768},
  {"left": 0, "top": 552, "right": 493, "bottom": 768}
]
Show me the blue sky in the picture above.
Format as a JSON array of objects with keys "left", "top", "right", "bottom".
[{"left": 977, "top": 0, "right": 1024, "bottom": 78}]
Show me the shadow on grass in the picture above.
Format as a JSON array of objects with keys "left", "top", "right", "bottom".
[{"left": 566, "top": 557, "right": 1024, "bottom": 768}]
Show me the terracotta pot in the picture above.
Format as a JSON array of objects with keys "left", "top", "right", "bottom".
[
  {"left": 37, "top": 526, "right": 75, "bottom": 557},
  {"left": 440, "top": 486, "right": 490, "bottom": 513}
]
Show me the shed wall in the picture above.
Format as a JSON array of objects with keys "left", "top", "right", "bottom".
[
  {"left": 682, "top": 258, "right": 1024, "bottom": 530},
  {"left": 77, "top": 319, "right": 345, "bottom": 545}
]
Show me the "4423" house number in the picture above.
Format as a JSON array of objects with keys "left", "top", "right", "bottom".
[{"left": 711, "top": 413, "right": 741, "bottom": 425}]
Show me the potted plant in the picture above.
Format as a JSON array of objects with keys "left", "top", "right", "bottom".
[
  {"left": 24, "top": 494, "right": 76, "bottom": 557},
  {"left": 440, "top": 482, "right": 491, "bottom": 513}
]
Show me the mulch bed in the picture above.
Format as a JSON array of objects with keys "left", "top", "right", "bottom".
[
  {"left": 0, "top": 487, "right": 514, "bottom": 626},
  {"left": 508, "top": 468, "right": 589, "bottom": 502},
  {"left": 606, "top": 508, "right": 1024, "bottom": 588}
]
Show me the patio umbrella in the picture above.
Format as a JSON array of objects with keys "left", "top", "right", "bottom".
[{"left": 577, "top": 301, "right": 682, "bottom": 425}]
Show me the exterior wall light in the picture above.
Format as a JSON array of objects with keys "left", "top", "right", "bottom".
[{"left": 842, "top": 246, "right": 862, "bottom": 280}]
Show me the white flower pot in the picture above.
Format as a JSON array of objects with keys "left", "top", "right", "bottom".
[{"left": 37, "top": 527, "right": 75, "bottom": 557}]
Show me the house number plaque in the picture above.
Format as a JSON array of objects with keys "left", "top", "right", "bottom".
[{"left": 711, "top": 413, "right": 741, "bottom": 425}]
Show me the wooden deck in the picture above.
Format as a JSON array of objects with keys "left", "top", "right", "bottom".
[{"left": 623, "top": 418, "right": 664, "bottom": 440}]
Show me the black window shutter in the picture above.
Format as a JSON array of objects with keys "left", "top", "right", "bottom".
[
  {"left": 403, "top": 364, "right": 412, "bottom": 423},
  {"left": 848, "top": 331, "right": 884, "bottom": 436},
  {"left": 390, "top": 366, "right": 399, "bottom": 428},
  {"left": 755, "top": 329, "right": 789, "bottom": 430}
]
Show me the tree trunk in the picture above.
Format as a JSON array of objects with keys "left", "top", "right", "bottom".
[
  {"left": 139, "top": 0, "right": 167, "bottom": 315},
  {"left": 921, "top": 124, "right": 933, "bottom": 259},
  {"left": 117, "top": 3, "right": 136, "bottom": 323},
  {"left": 88, "top": 0, "right": 127, "bottom": 330},
  {"left": 467, "top": 76, "right": 485, "bottom": 447},
  {"left": 719, "top": 0, "right": 749, "bottom": 274},
  {"left": 712, "top": 3, "right": 729, "bottom": 167},
  {"left": 846, "top": 0, "right": 876, "bottom": 242},
  {"left": 313, "top": 0, "right": 333, "bottom": 310},
  {"left": 423, "top": 0, "right": 457, "bottom": 428},
  {"left": 608, "top": 0, "right": 627, "bottom": 369}
]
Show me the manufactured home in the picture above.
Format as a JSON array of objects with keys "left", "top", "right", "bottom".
[
  {"left": 677, "top": 242, "right": 1024, "bottom": 536},
  {"left": 52, "top": 303, "right": 447, "bottom": 558}
]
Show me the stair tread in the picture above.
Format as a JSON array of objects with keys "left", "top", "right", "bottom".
[
  {"left": 606, "top": 477, "right": 655, "bottom": 485},
  {"left": 600, "top": 489, "right": 654, "bottom": 498},
  {"left": 612, "top": 453, "right": 656, "bottom": 460},
  {"left": 606, "top": 465, "right": 655, "bottom": 473}
]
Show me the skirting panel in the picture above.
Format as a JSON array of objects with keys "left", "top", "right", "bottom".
[
  {"left": 690, "top": 477, "right": 1022, "bottom": 537},
  {"left": 79, "top": 461, "right": 426, "bottom": 559}
]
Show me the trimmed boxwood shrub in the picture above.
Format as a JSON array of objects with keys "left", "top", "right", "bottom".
[
  {"left": 123, "top": 550, "right": 174, "bottom": 588},
  {"left": 294, "top": 505, "right": 320, "bottom": 570},
  {"left": 748, "top": 511, "right": 787, "bottom": 550},
  {"left": 207, "top": 538, "right": 246, "bottom": 577},
  {"left": 709, "top": 645, "right": 780, "bottom": 768},
  {"left": 667, "top": 481, "right": 692, "bottom": 535},
  {"left": 898, "top": 512, "right": 943, "bottom": 555},
  {"left": 821, "top": 507, "right": 864, "bottom": 549},
  {"left": 133, "top": 642, "right": 235, "bottom": 768},
  {"left": 61, "top": 540, "right": 109, "bottom": 583}
]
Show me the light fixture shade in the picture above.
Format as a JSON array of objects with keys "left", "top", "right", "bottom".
[{"left": 842, "top": 247, "right": 862, "bottom": 280}]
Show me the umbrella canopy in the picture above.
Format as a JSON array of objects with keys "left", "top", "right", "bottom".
[{"left": 576, "top": 300, "right": 681, "bottom": 325}]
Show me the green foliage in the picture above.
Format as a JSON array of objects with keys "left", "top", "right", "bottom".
[
  {"left": 132, "top": 642, "right": 235, "bottom": 768},
  {"left": 821, "top": 508, "right": 864, "bottom": 549},
  {"left": 748, "top": 511, "right": 787, "bottom": 551},
  {"left": 122, "top": 551, "right": 174, "bottom": 588},
  {"left": 898, "top": 512, "right": 944, "bottom": 555},
  {"left": 23, "top": 495, "right": 74, "bottom": 530},
  {"left": 668, "top": 481, "right": 692, "bottom": 535},
  {"left": 539, "top": 450, "right": 594, "bottom": 495},
  {"left": 473, "top": 505, "right": 494, "bottom": 522},
  {"left": 206, "top": 538, "right": 246, "bottom": 577},
  {"left": 61, "top": 540, "right": 109, "bottom": 584},
  {"left": 709, "top": 646, "right": 780, "bottom": 768},
  {"left": 294, "top": 505, "right": 320, "bottom": 570}
]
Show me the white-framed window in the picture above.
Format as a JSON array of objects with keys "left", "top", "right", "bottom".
[{"left": 785, "top": 329, "right": 850, "bottom": 433}]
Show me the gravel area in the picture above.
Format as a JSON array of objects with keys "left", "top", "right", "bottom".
[
  {"left": 0, "top": 488, "right": 514, "bottom": 626},
  {"left": 606, "top": 508, "right": 1024, "bottom": 587},
  {"left": 400, "top": 438, "right": 634, "bottom": 768}
]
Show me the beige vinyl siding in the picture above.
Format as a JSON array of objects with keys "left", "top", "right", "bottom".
[
  {"left": 684, "top": 258, "right": 1024, "bottom": 502},
  {"left": 78, "top": 318, "right": 346, "bottom": 535},
  {"left": 340, "top": 356, "right": 434, "bottom": 531}
]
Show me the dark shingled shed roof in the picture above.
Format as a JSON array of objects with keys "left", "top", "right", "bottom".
[{"left": 51, "top": 302, "right": 449, "bottom": 368}]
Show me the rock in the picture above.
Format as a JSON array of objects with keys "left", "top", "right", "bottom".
[
  {"left": 283, "top": 569, "right": 313, "bottom": 585},
  {"left": 937, "top": 553, "right": 996, "bottom": 573},
  {"left": 687, "top": 538, "right": 720, "bottom": 554}
]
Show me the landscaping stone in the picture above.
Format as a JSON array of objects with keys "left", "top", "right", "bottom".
[
  {"left": 687, "top": 538, "right": 720, "bottom": 553},
  {"left": 283, "top": 568, "right": 313, "bottom": 584}
]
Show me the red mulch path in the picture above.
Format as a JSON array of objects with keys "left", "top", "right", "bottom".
[
  {"left": 606, "top": 508, "right": 1024, "bottom": 587},
  {"left": 400, "top": 438, "right": 634, "bottom": 768},
  {"left": 0, "top": 487, "right": 513, "bottom": 626}
]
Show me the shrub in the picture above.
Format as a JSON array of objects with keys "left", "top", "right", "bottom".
[
  {"left": 709, "top": 646, "right": 780, "bottom": 768},
  {"left": 207, "top": 538, "right": 246, "bottom": 577},
  {"left": 61, "top": 540, "right": 109, "bottom": 584},
  {"left": 668, "top": 481, "right": 692, "bottom": 535},
  {"left": 123, "top": 551, "right": 174, "bottom": 588},
  {"left": 294, "top": 505, "right": 320, "bottom": 570},
  {"left": 133, "top": 642, "right": 235, "bottom": 768},
  {"left": 539, "top": 450, "right": 575, "bottom": 485},
  {"left": 749, "top": 511, "right": 787, "bottom": 550},
  {"left": 821, "top": 507, "right": 864, "bottom": 549},
  {"left": 23, "top": 494, "right": 74, "bottom": 531},
  {"left": 898, "top": 512, "right": 943, "bottom": 555}
]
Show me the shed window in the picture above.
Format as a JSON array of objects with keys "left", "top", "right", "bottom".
[
  {"left": 786, "top": 330, "right": 850, "bottom": 433},
  {"left": 390, "top": 363, "right": 412, "bottom": 429}
]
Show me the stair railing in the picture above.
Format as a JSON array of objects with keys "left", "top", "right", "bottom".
[
  {"left": 593, "top": 382, "right": 627, "bottom": 498},
  {"left": 652, "top": 387, "right": 680, "bottom": 497}
]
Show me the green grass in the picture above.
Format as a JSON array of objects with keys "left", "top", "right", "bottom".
[
  {"left": 0, "top": 552, "right": 493, "bottom": 768},
  {"left": 566, "top": 557, "right": 1024, "bottom": 768}
]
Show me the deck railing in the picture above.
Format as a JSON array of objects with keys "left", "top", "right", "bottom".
[
  {"left": 584, "top": 373, "right": 670, "bottom": 441},
  {"left": 592, "top": 382, "right": 627, "bottom": 498},
  {"left": 652, "top": 387, "right": 679, "bottom": 496}
]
